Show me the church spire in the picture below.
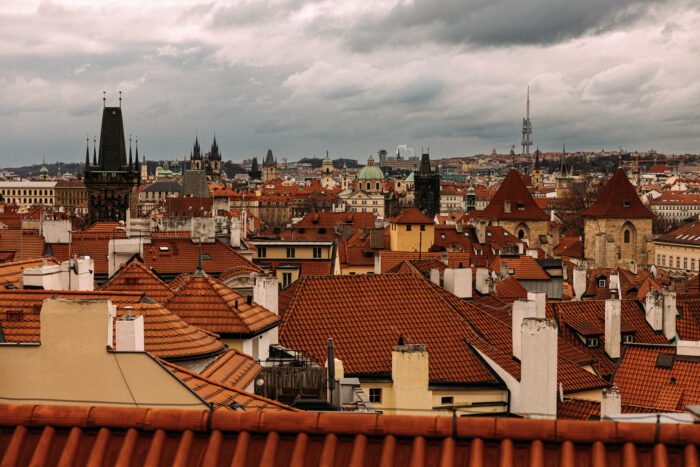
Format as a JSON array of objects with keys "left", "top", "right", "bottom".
[
  {"left": 128, "top": 135, "right": 133, "bottom": 168},
  {"left": 85, "top": 136, "right": 90, "bottom": 170},
  {"left": 93, "top": 137, "right": 97, "bottom": 166},
  {"left": 558, "top": 143, "right": 570, "bottom": 177}
]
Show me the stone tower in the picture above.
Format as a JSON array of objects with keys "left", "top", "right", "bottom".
[
  {"left": 582, "top": 169, "right": 653, "bottom": 270},
  {"left": 414, "top": 151, "right": 440, "bottom": 218},
  {"left": 555, "top": 144, "right": 573, "bottom": 198},
  {"left": 84, "top": 105, "right": 140, "bottom": 224},
  {"left": 263, "top": 149, "right": 276, "bottom": 182},
  {"left": 531, "top": 148, "right": 543, "bottom": 189},
  {"left": 249, "top": 157, "right": 261, "bottom": 181},
  {"left": 207, "top": 136, "right": 222, "bottom": 179},
  {"left": 321, "top": 152, "right": 334, "bottom": 190},
  {"left": 190, "top": 137, "right": 203, "bottom": 171}
]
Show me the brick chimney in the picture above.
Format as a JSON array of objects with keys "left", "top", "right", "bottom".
[
  {"left": 520, "top": 318, "right": 558, "bottom": 419},
  {"left": 115, "top": 307, "right": 144, "bottom": 352},
  {"left": 443, "top": 268, "right": 472, "bottom": 299},
  {"left": 604, "top": 299, "right": 621, "bottom": 359}
]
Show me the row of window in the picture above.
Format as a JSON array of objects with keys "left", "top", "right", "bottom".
[
  {"left": 657, "top": 254, "right": 696, "bottom": 270},
  {"left": 257, "top": 246, "right": 323, "bottom": 259},
  {"left": 368, "top": 388, "right": 455, "bottom": 406},
  {"left": 350, "top": 200, "right": 380, "bottom": 205},
  {"left": 4, "top": 198, "right": 52, "bottom": 205},
  {"left": 0, "top": 188, "right": 53, "bottom": 196}
]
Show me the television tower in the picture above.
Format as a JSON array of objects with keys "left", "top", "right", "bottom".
[{"left": 521, "top": 86, "right": 532, "bottom": 156}]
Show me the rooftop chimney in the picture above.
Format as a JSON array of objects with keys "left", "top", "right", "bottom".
[
  {"left": 520, "top": 318, "right": 558, "bottom": 419},
  {"left": 443, "top": 268, "right": 472, "bottom": 299},
  {"left": 662, "top": 291, "right": 677, "bottom": 341},
  {"left": 115, "top": 307, "right": 144, "bottom": 352},
  {"left": 230, "top": 217, "right": 241, "bottom": 248},
  {"left": 475, "top": 268, "right": 491, "bottom": 295},
  {"left": 512, "top": 299, "right": 532, "bottom": 360},
  {"left": 391, "top": 343, "right": 432, "bottom": 413},
  {"left": 253, "top": 275, "right": 278, "bottom": 315},
  {"left": 645, "top": 290, "right": 663, "bottom": 332},
  {"left": 601, "top": 386, "right": 621, "bottom": 420},
  {"left": 527, "top": 292, "right": 546, "bottom": 318},
  {"left": 604, "top": 299, "right": 621, "bottom": 359},
  {"left": 572, "top": 265, "right": 587, "bottom": 301},
  {"left": 677, "top": 340, "right": 700, "bottom": 358},
  {"left": 429, "top": 268, "right": 441, "bottom": 285}
]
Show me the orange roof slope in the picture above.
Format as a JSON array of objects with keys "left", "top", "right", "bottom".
[
  {"left": 113, "top": 301, "right": 226, "bottom": 361},
  {"left": 478, "top": 170, "right": 548, "bottom": 220},
  {"left": 391, "top": 207, "right": 433, "bottom": 224},
  {"left": 613, "top": 344, "right": 700, "bottom": 411},
  {"left": 2, "top": 405, "right": 696, "bottom": 465},
  {"left": 280, "top": 274, "right": 505, "bottom": 385},
  {"left": 0, "top": 229, "right": 45, "bottom": 261},
  {"left": 494, "top": 276, "right": 528, "bottom": 300},
  {"left": 200, "top": 349, "right": 263, "bottom": 390},
  {"left": 162, "top": 362, "right": 296, "bottom": 412},
  {"left": 100, "top": 259, "right": 174, "bottom": 303},
  {"left": 582, "top": 169, "right": 653, "bottom": 218},
  {"left": 165, "top": 272, "right": 280, "bottom": 336},
  {"left": 0, "top": 257, "right": 59, "bottom": 290},
  {"left": 489, "top": 256, "right": 549, "bottom": 280},
  {"left": 50, "top": 231, "right": 126, "bottom": 276}
]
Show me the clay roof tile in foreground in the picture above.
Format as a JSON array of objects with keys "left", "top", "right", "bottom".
[
  {"left": 0, "top": 403, "right": 697, "bottom": 465},
  {"left": 165, "top": 273, "right": 280, "bottom": 336},
  {"left": 581, "top": 169, "right": 653, "bottom": 218},
  {"left": 0, "top": 257, "right": 59, "bottom": 290},
  {"left": 390, "top": 207, "right": 434, "bottom": 224}
]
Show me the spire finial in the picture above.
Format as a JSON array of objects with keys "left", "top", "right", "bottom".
[
  {"left": 119, "top": 91, "right": 122, "bottom": 107},
  {"left": 103, "top": 91, "right": 106, "bottom": 108},
  {"left": 129, "top": 135, "right": 133, "bottom": 167},
  {"left": 93, "top": 136, "right": 97, "bottom": 165}
]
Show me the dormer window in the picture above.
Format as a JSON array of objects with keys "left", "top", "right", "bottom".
[
  {"left": 623, "top": 200, "right": 630, "bottom": 208},
  {"left": 622, "top": 334, "right": 634, "bottom": 344},
  {"left": 517, "top": 203, "right": 525, "bottom": 210},
  {"left": 598, "top": 279, "right": 606, "bottom": 288},
  {"left": 504, "top": 200, "right": 511, "bottom": 213},
  {"left": 586, "top": 337, "right": 599, "bottom": 348}
]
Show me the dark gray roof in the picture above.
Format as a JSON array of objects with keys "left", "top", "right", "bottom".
[
  {"left": 143, "top": 181, "right": 182, "bottom": 192},
  {"left": 180, "top": 170, "right": 209, "bottom": 198}
]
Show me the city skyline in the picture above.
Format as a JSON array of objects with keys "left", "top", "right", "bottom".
[{"left": 1, "top": 0, "right": 700, "bottom": 165}]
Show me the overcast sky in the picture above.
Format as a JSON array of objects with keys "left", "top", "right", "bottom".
[{"left": 1, "top": 0, "right": 699, "bottom": 166}]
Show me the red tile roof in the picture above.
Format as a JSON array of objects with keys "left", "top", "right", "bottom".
[
  {"left": 200, "top": 349, "right": 263, "bottom": 390},
  {"left": 553, "top": 237, "right": 583, "bottom": 258},
  {"left": 613, "top": 344, "right": 700, "bottom": 411},
  {"left": 655, "top": 219, "right": 700, "bottom": 247},
  {"left": 85, "top": 222, "right": 124, "bottom": 233},
  {"left": 279, "top": 274, "right": 501, "bottom": 385},
  {"left": 390, "top": 207, "right": 433, "bottom": 224},
  {"left": 489, "top": 256, "right": 550, "bottom": 280},
  {"left": 494, "top": 276, "right": 528, "bottom": 300},
  {"left": 0, "top": 404, "right": 698, "bottom": 465},
  {"left": 113, "top": 301, "right": 226, "bottom": 361},
  {"left": 99, "top": 259, "right": 174, "bottom": 303},
  {"left": 582, "top": 169, "right": 653, "bottom": 218},
  {"left": 161, "top": 361, "right": 297, "bottom": 412},
  {"left": 677, "top": 299, "right": 700, "bottom": 341},
  {"left": 0, "top": 229, "right": 45, "bottom": 261},
  {"left": 0, "top": 257, "right": 59, "bottom": 289},
  {"left": 143, "top": 238, "right": 263, "bottom": 277},
  {"left": 255, "top": 258, "right": 334, "bottom": 277},
  {"left": 50, "top": 230, "right": 127, "bottom": 276},
  {"left": 165, "top": 272, "right": 280, "bottom": 336},
  {"left": 380, "top": 251, "right": 472, "bottom": 274},
  {"left": 478, "top": 170, "right": 548, "bottom": 221}
]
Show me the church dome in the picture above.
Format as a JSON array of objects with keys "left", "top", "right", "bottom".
[
  {"left": 323, "top": 154, "right": 332, "bottom": 165},
  {"left": 357, "top": 156, "right": 384, "bottom": 181}
]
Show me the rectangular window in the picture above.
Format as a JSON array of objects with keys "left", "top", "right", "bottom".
[
  {"left": 622, "top": 334, "right": 634, "bottom": 344},
  {"left": 662, "top": 255, "right": 666, "bottom": 266},
  {"left": 676, "top": 256, "right": 680, "bottom": 268},
  {"left": 313, "top": 247, "right": 322, "bottom": 258},
  {"left": 282, "top": 272, "right": 292, "bottom": 288},
  {"left": 258, "top": 247, "right": 267, "bottom": 258},
  {"left": 441, "top": 396, "right": 454, "bottom": 405},
  {"left": 692, "top": 259, "right": 696, "bottom": 271},
  {"left": 369, "top": 388, "right": 382, "bottom": 403},
  {"left": 657, "top": 254, "right": 660, "bottom": 265},
  {"left": 420, "top": 225, "right": 426, "bottom": 231},
  {"left": 406, "top": 225, "right": 412, "bottom": 231},
  {"left": 287, "top": 247, "right": 295, "bottom": 258},
  {"left": 598, "top": 279, "right": 606, "bottom": 288},
  {"left": 684, "top": 257, "right": 688, "bottom": 269}
]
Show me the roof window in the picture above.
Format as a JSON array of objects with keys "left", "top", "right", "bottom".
[
  {"left": 159, "top": 246, "right": 169, "bottom": 252},
  {"left": 655, "top": 353, "right": 674, "bottom": 369},
  {"left": 623, "top": 200, "right": 630, "bottom": 208}
]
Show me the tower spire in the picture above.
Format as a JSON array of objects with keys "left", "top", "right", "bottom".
[
  {"left": 135, "top": 137, "right": 140, "bottom": 177},
  {"left": 85, "top": 136, "right": 90, "bottom": 169},
  {"left": 93, "top": 136, "right": 97, "bottom": 165},
  {"left": 129, "top": 135, "right": 133, "bottom": 168},
  {"left": 119, "top": 91, "right": 122, "bottom": 108},
  {"left": 521, "top": 86, "right": 532, "bottom": 156}
]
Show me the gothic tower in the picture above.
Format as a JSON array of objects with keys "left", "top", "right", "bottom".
[
  {"left": 249, "top": 157, "right": 262, "bottom": 181},
  {"left": 531, "top": 148, "right": 543, "bottom": 189},
  {"left": 207, "top": 135, "right": 222, "bottom": 179},
  {"left": 321, "top": 151, "right": 335, "bottom": 189},
  {"left": 263, "top": 149, "right": 277, "bottom": 182},
  {"left": 191, "top": 136, "right": 203, "bottom": 171},
  {"left": 84, "top": 104, "right": 140, "bottom": 224},
  {"left": 555, "top": 144, "right": 573, "bottom": 198},
  {"left": 414, "top": 151, "right": 440, "bottom": 217}
]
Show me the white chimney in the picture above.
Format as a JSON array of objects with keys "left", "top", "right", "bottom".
[
  {"left": 253, "top": 275, "right": 278, "bottom": 315},
  {"left": 662, "top": 291, "right": 677, "bottom": 341},
  {"left": 645, "top": 290, "right": 663, "bottom": 332},
  {"left": 527, "top": 292, "right": 546, "bottom": 318},
  {"left": 677, "top": 340, "right": 700, "bottom": 357},
  {"left": 443, "top": 268, "right": 472, "bottom": 299},
  {"left": 604, "top": 299, "right": 621, "bottom": 359},
  {"left": 572, "top": 265, "right": 587, "bottom": 301},
  {"left": 512, "top": 299, "right": 532, "bottom": 360},
  {"left": 430, "top": 268, "right": 441, "bottom": 285},
  {"left": 116, "top": 308, "right": 144, "bottom": 352},
  {"left": 600, "top": 386, "right": 621, "bottom": 420},
  {"left": 392, "top": 343, "right": 432, "bottom": 412},
  {"left": 520, "top": 318, "right": 558, "bottom": 419},
  {"left": 475, "top": 268, "right": 491, "bottom": 295},
  {"left": 374, "top": 251, "right": 381, "bottom": 274},
  {"left": 230, "top": 217, "right": 241, "bottom": 248}
]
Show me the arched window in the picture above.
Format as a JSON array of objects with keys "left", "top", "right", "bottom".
[
  {"left": 376, "top": 182, "right": 380, "bottom": 191},
  {"left": 366, "top": 182, "right": 370, "bottom": 191},
  {"left": 518, "top": 229, "right": 525, "bottom": 239},
  {"left": 624, "top": 229, "right": 630, "bottom": 243}
]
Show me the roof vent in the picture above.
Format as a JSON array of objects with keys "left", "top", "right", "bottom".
[{"left": 655, "top": 352, "right": 674, "bottom": 369}]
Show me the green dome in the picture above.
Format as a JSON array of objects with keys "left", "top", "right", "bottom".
[
  {"left": 39, "top": 159, "right": 49, "bottom": 177},
  {"left": 323, "top": 155, "right": 332, "bottom": 165},
  {"left": 467, "top": 186, "right": 475, "bottom": 194},
  {"left": 357, "top": 156, "right": 384, "bottom": 181}
]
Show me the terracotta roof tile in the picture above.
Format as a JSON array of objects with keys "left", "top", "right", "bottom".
[
  {"left": 478, "top": 170, "right": 548, "bottom": 221},
  {"left": 162, "top": 361, "right": 297, "bottom": 412},
  {"left": 0, "top": 229, "right": 45, "bottom": 261},
  {"left": 50, "top": 231, "right": 126, "bottom": 276},
  {"left": 99, "top": 259, "right": 174, "bottom": 303},
  {"left": 380, "top": 251, "right": 472, "bottom": 274},
  {"left": 390, "top": 208, "right": 433, "bottom": 224},
  {"left": 165, "top": 273, "right": 280, "bottom": 336},
  {"left": 255, "top": 259, "right": 334, "bottom": 277},
  {"left": 489, "top": 256, "right": 550, "bottom": 280},
  {"left": 0, "top": 404, "right": 699, "bottom": 464},
  {"left": 677, "top": 299, "right": 700, "bottom": 341},
  {"left": 553, "top": 237, "right": 583, "bottom": 258},
  {"left": 0, "top": 257, "right": 59, "bottom": 290},
  {"left": 582, "top": 169, "right": 653, "bottom": 218},
  {"left": 613, "top": 344, "right": 700, "bottom": 411},
  {"left": 200, "top": 349, "right": 263, "bottom": 390},
  {"left": 494, "top": 276, "right": 528, "bottom": 300}
]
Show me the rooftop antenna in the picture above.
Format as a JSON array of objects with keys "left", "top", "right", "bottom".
[
  {"left": 103, "top": 91, "right": 106, "bottom": 108},
  {"left": 119, "top": 91, "right": 122, "bottom": 107}
]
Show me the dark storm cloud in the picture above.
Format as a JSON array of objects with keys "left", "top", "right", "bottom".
[{"left": 343, "top": 0, "right": 666, "bottom": 51}]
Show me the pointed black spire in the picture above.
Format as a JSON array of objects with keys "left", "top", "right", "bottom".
[
  {"left": 93, "top": 137, "right": 97, "bottom": 166},
  {"left": 534, "top": 147, "right": 541, "bottom": 171},
  {"left": 85, "top": 137, "right": 90, "bottom": 170},
  {"left": 128, "top": 136, "right": 133, "bottom": 168},
  {"left": 135, "top": 137, "right": 140, "bottom": 180}
]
